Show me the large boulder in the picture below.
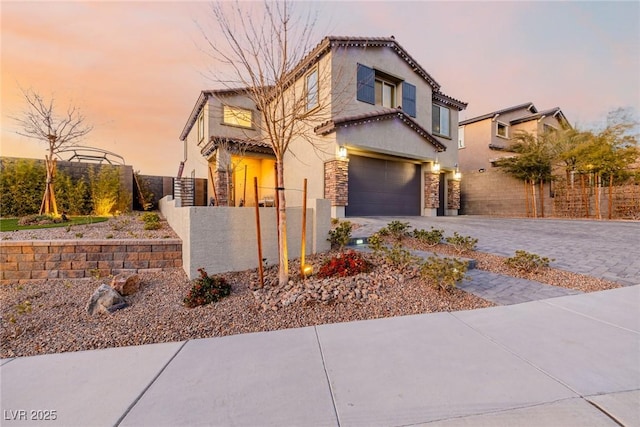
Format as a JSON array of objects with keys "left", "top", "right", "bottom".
[
  {"left": 110, "top": 273, "right": 140, "bottom": 296},
  {"left": 86, "top": 284, "right": 127, "bottom": 315}
]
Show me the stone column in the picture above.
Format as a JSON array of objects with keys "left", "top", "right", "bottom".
[
  {"left": 324, "top": 159, "right": 349, "bottom": 206},
  {"left": 448, "top": 179, "right": 461, "bottom": 210},
  {"left": 424, "top": 172, "right": 440, "bottom": 209}
]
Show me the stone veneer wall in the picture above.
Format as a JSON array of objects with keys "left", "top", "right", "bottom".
[
  {"left": 424, "top": 172, "right": 440, "bottom": 209},
  {"left": 1, "top": 239, "right": 182, "bottom": 284},
  {"left": 324, "top": 159, "right": 349, "bottom": 206},
  {"left": 447, "top": 179, "right": 461, "bottom": 210}
]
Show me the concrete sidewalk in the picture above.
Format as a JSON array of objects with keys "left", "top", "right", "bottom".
[{"left": 2, "top": 285, "right": 638, "bottom": 427}]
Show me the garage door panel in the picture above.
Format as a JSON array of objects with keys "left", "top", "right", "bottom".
[{"left": 346, "top": 155, "right": 420, "bottom": 216}]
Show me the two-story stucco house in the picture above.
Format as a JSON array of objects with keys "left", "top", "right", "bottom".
[
  {"left": 458, "top": 102, "right": 569, "bottom": 173},
  {"left": 179, "top": 36, "right": 467, "bottom": 217},
  {"left": 456, "top": 102, "right": 570, "bottom": 216}
]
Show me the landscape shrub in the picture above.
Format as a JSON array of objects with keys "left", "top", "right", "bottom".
[
  {"left": 89, "top": 165, "right": 120, "bottom": 216},
  {"left": 412, "top": 227, "right": 444, "bottom": 246},
  {"left": 445, "top": 232, "right": 478, "bottom": 254},
  {"left": 377, "top": 220, "right": 411, "bottom": 241},
  {"left": 55, "top": 171, "right": 90, "bottom": 215},
  {"left": 17, "top": 214, "right": 62, "bottom": 226},
  {"left": 0, "top": 159, "right": 45, "bottom": 217},
  {"left": 420, "top": 256, "right": 468, "bottom": 291},
  {"left": 140, "top": 212, "right": 162, "bottom": 230},
  {"left": 317, "top": 250, "right": 371, "bottom": 278},
  {"left": 327, "top": 220, "right": 352, "bottom": 250},
  {"left": 368, "top": 231, "right": 416, "bottom": 268},
  {"left": 183, "top": 268, "right": 232, "bottom": 308},
  {"left": 506, "top": 250, "right": 553, "bottom": 273}
]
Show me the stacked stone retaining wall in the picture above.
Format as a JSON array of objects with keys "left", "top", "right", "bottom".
[{"left": 1, "top": 239, "right": 182, "bottom": 284}]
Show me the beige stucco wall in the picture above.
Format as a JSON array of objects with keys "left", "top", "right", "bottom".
[{"left": 160, "top": 196, "right": 331, "bottom": 279}]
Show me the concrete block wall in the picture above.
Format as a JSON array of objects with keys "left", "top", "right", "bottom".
[
  {"left": 0, "top": 239, "right": 182, "bottom": 284},
  {"left": 460, "top": 169, "right": 554, "bottom": 217},
  {"left": 160, "top": 196, "right": 331, "bottom": 279}
]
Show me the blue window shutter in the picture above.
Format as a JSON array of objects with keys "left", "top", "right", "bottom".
[
  {"left": 356, "top": 64, "right": 375, "bottom": 104},
  {"left": 402, "top": 82, "right": 416, "bottom": 117}
]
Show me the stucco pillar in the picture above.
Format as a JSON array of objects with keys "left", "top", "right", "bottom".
[
  {"left": 324, "top": 159, "right": 349, "bottom": 207},
  {"left": 424, "top": 172, "right": 440, "bottom": 209}
]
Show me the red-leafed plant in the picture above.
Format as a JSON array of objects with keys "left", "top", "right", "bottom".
[
  {"left": 183, "top": 268, "right": 231, "bottom": 308},
  {"left": 317, "top": 250, "right": 371, "bottom": 278}
]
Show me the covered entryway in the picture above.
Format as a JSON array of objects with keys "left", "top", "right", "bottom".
[{"left": 346, "top": 154, "right": 421, "bottom": 216}]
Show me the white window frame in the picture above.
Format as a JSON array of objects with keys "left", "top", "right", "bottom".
[
  {"left": 432, "top": 104, "right": 450, "bottom": 137},
  {"left": 496, "top": 121, "right": 509, "bottom": 139},
  {"left": 375, "top": 78, "right": 396, "bottom": 108},
  {"left": 223, "top": 105, "right": 253, "bottom": 129},
  {"left": 197, "top": 113, "right": 205, "bottom": 144},
  {"left": 306, "top": 67, "right": 319, "bottom": 111},
  {"left": 458, "top": 126, "right": 465, "bottom": 149}
]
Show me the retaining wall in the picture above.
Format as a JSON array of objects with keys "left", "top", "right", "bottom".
[
  {"left": 0, "top": 239, "right": 182, "bottom": 284},
  {"left": 160, "top": 196, "right": 331, "bottom": 279}
]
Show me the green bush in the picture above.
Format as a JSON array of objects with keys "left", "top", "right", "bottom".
[
  {"left": 327, "top": 220, "right": 352, "bottom": 250},
  {"left": 420, "top": 256, "right": 468, "bottom": 291},
  {"left": 141, "top": 212, "right": 162, "bottom": 230},
  {"left": 368, "top": 232, "right": 416, "bottom": 268},
  {"left": 506, "top": 250, "right": 554, "bottom": 273},
  {"left": 0, "top": 159, "right": 45, "bottom": 217},
  {"left": 55, "top": 171, "right": 90, "bottom": 215},
  {"left": 412, "top": 227, "right": 444, "bottom": 246},
  {"left": 184, "top": 268, "right": 232, "bottom": 308},
  {"left": 445, "top": 232, "right": 478, "bottom": 254}
]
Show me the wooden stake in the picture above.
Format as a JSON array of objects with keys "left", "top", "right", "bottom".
[
  {"left": 254, "top": 177, "right": 264, "bottom": 288},
  {"left": 300, "top": 178, "right": 307, "bottom": 278},
  {"left": 243, "top": 165, "right": 247, "bottom": 207}
]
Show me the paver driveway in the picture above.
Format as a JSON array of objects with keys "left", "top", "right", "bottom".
[{"left": 350, "top": 216, "right": 640, "bottom": 286}]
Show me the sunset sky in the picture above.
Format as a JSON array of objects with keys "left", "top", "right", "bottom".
[{"left": 1, "top": 1, "right": 638, "bottom": 176}]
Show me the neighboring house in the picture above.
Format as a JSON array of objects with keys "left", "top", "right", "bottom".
[
  {"left": 458, "top": 102, "right": 569, "bottom": 173},
  {"left": 457, "top": 102, "right": 570, "bottom": 216},
  {"left": 179, "top": 36, "right": 467, "bottom": 217}
]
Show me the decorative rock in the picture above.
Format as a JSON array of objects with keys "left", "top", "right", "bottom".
[
  {"left": 86, "top": 284, "right": 127, "bottom": 315},
  {"left": 110, "top": 273, "right": 140, "bottom": 296}
]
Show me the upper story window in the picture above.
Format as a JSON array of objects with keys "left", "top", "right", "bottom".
[
  {"left": 223, "top": 105, "right": 252, "bottom": 128},
  {"left": 432, "top": 104, "right": 450, "bottom": 137},
  {"left": 197, "top": 113, "right": 205, "bottom": 144},
  {"left": 306, "top": 68, "right": 319, "bottom": 111},
  {"left": 543, "top": 123, "right": 557, "bottom": 134},
  {"left": 458, "top": 126, "right": 465, "bottom": 149},
  {"left": 357, "top": 64, "right": 416, "bottom": 117},
  {"left": 496, "top": 121, "right": 509, "bottom": 138},
  {"left": 375, "top": 78, "right": 395, "bottom": 108}
]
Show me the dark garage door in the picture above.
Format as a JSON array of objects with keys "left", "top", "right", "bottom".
[{"left": 346, "top": 155, "right": 421, "bottom": 216}]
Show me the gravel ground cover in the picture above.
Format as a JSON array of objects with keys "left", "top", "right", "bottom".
[{"left": 0, "top": 214, "right": 619, "bottom": 358}]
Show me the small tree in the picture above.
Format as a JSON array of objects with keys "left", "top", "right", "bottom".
[
  {"left": 11, "top": 87, "right": 92, "bottom": 215},
  {"left": 201, "top": 1, "right": 343, "bottom": 286},
  {"left": 495, "top": 131, "right": 553, "bottom": 217}
]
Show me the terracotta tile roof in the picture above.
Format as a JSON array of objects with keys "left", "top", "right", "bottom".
[
  {"left": 200, "top": 136, "right": 274, "bottom": 158},
  {"left": 314, "top": 108, "right": 447, "bottom": 152}
]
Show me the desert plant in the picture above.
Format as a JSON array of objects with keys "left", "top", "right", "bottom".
[
  {"left": 412, "top": 227, "right": 444, "bottom": 247},
  {"left": 183, "top": 268, "right": 232, "bottom": 308},
  {"left": 420, "top": 256, "right": 468, "bottom": 291},
  {"left": 141, "top": 212, "right": 162, "bottom": 230},
  {"left": 317, "top": 250, "right": 371, "bottom": 278},
  {"left": 327, "top": 220, "right": 352, "bottom": 250},
  {"left": 445, "top": 232, "right": 478, "bottom": 254},
  {"left": 385, "top": 220, "right": 411, "bottom": 241},
  {"left": 506, "top": 250, "right": 554, "bottom": 273}
]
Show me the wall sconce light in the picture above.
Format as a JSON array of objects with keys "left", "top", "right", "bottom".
[
  {"left": 432, "top": 160, "right": 441, "bottom": 173},
  {"left": 454, "top": 168, "right": 462, "bottom": 181},
  {"left": 338, "top": 146, "right": 348, "bottom": 159}
]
